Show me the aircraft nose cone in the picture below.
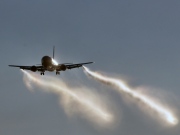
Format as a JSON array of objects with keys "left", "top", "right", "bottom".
[{"left": 42, "top": 56, "right": 52, "bottom": 67}]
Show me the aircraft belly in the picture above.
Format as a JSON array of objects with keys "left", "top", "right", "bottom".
[{"left": 47, "top": 66, "right": 55, "bottom": 72}]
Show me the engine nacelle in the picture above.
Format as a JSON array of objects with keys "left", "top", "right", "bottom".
[
  {"left": 31, "top": 66, "right": 37, "bottom": 72},
  {"left": 60, "top": 64, "right": 66, "bottom": 71}
]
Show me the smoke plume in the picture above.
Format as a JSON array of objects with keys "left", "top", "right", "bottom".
[
  {"left": 21, "top": 70, "right": 114, "bottom": 127},
  {"left": 83, "top": 66, "right": 178, "bottom": 126}
]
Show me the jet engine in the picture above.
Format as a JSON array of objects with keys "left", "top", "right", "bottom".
[
  {"left": 60, "top": 64, "right": 66, "bottom": 71},
  {"left": 31, "top": 66, "right": 37, "bottom": 72}
]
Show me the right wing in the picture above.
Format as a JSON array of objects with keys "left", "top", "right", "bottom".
[{"left": 63, "top": 62, "right": 94, "bottom": 69}]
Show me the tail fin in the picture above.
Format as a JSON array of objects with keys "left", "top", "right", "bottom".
[{"left": 53, "top": 46, "right": 55, "bottom": 59}]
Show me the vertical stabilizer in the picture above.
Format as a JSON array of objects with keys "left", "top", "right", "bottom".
[{"left": 53, "top": 46, "right": 55, "bottom": 59}]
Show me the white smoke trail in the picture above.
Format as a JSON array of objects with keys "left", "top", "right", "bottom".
[
  {"left": 83, "top": 66, "right": 178, "bottom": 125},
  {"left": 21, "top": 70, "right": 113, "bottom": 126}
]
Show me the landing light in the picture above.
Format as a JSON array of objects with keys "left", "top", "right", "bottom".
[{"left": 52, "top": 59, "right": 58, "bottom": 65}]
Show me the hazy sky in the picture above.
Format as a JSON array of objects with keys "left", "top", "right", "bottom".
[{"left": 0, "top": 0, "right": 180, "bottom": 135}]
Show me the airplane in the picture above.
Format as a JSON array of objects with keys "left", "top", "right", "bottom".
[{"left": 9, "top": 47, "right": 93, "bottom": 75}]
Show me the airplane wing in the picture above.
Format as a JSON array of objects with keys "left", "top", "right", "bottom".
[
  {"left": 9, "top": 65, "right": 44, "bottom": 71},
  {"left": 62, "top": 62, "right": 93, "bottom": 69}
]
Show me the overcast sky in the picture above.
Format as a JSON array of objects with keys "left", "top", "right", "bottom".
[{"left": 0, "top": 0, "right": 180, "bottom": 135}]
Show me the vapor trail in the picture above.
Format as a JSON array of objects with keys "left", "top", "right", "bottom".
[
  {"left": 21, "top": 70, "right": 113, "bottom": 126},
  {"left": 83, "top": 66, "right": 178, "bottom": 125}
]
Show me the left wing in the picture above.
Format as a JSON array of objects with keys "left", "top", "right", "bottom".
[
  {"left": 9, "top": 65, "right": 43, "bottom": 71},
  {"left": 61, "top": 62, "right": 93, "bottom": 69}
]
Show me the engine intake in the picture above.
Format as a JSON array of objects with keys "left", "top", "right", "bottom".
[
  {"left": 60, "top": 64, "right": 66, "bottom": 71},
  {"left": 31, "top": 66, "right": 37, "bottom": 72}
]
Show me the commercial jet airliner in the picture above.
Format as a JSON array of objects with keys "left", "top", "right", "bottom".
[{"left": 9, "top": 47, "right": 93, "bottom": 75}]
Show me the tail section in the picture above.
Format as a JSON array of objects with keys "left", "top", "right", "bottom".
[{"left": 53, "top": 46, "right": 55, "bottom": 59}]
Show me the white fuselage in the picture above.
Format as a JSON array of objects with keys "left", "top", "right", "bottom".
[{"left": 41, "top": 56, "right": 56, "bottom": 72}]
